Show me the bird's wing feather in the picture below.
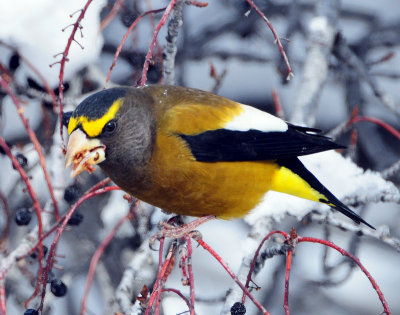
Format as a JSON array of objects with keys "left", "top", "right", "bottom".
[{"left": 179, "top": 126, "right": 344, "bottom": 162}]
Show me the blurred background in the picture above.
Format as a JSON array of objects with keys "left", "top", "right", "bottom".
[{"left": 0, "top": 0, "right": 399, "bottom": 314}]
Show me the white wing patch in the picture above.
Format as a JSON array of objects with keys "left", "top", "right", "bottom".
[{"left": 224, "top": 104, "right": 288, "bottom": 132}]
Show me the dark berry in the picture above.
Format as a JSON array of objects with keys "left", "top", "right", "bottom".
[
  {"left": 62, "top": 111, "right": 73, "bottom": 128},
  {"left": 24, "top": 309, "right": 38, "bottom": 315},
  {"left": 0, "top": 141, "right": 12, "bottom": 155},
  {"left": 9, "top": 53, "right": 20, "bottom": 72},
  {"left": 63, "top": 184, "right": 80, "bottom": 204},
  {"left": 13, "top": 153, "right": 28, "bottom": 169},
  {"left": 231, "top": 302, "right": 246, "bottom": 315},
  {"left": 50, "top": 279, "right": 68, "bottom": 297},
  {"left": 67, "top": 212, "right": 84, "bottom": 226},
  {"left": 30, "top": 245, "right": 48, "bottom": 259},
  {"left": 15, "top": 208, "right": 32, "bottom": 225},
  {"left": 27, "top": 77, "right": 45, "bottom": 92}
]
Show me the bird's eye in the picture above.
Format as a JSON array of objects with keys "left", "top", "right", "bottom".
[{"left": 103, "top": 120, "right": 117, "bottom": 135}]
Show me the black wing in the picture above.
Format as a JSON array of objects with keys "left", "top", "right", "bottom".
[{"left": 179, "top": 124, "right": 344, "bottom": 162}]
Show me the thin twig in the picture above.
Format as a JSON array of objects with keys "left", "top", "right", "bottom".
[
  {"left": 55, "top": 0, "right": 94, "bottom": 146},
  {"left": 105, "top": 7, "right": 166, "bottom": 87},
  {"left": 245, "top": 0, "right": 294, "bottom": 81},
  {"left": 80, "top": 202, "right": 137, "bottom": 315},
  {"left": 39, "top": 186, "right": 121, "bottom": 313},
  {"left": 298, "top": 237, "right": 391, "bottom": 314},
  {"left": 140, "top": 0, "right": 179, "bottom": 86},
  {"left": 197, "top": 239, "right": 271, "bottom": 315},
  {"left": 0, "top": 78, "right": 60, "bottom": 220}
]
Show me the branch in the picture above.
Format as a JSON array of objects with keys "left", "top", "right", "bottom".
[
  {"left": 163, "top": 0, "right": 185, "bottom": 85},
  {"left": 291, "top": 0, "right": 340, "bottom": 126}
]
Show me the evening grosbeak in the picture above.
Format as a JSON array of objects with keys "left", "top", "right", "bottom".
[{"left": 65, "top": 85, "right": 373, "bottom": 229}]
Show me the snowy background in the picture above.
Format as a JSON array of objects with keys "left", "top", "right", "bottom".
[{"left": 0, "top": 0, "right": 399, "bottom": 314}]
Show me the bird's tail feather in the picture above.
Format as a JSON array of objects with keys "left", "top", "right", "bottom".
[{"left": 276, "top": 157, "right": 374, "bottom": 229}]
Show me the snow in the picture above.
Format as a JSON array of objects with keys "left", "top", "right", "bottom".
[{"left": 0, "top": 0, "right": 106, "bottom": 87}]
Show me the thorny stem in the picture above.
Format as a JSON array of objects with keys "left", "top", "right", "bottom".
[{"left": 56, "top": 0, "right": 94, "bottom": 147}]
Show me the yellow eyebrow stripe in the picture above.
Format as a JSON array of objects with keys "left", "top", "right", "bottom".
[{"left": 68, "top": 98, "right": 123, "bottom": 137}]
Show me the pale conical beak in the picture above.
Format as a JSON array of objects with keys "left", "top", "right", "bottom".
[{"left": 65, "top": 128, "right": 106, "bottom": 178}]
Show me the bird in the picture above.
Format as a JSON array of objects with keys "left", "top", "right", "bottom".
[{"left": 64, "top": 85, "right": 373, "bottom": 233}]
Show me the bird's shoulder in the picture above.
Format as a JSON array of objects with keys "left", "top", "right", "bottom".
[{"left": 143, "top": 85, "right": 285, "bottom": 136}]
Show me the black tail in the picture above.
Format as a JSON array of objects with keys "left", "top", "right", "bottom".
[{"left": 277, "top": 157, "right": 375, "bottom": 229}]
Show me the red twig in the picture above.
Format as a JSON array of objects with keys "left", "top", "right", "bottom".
[
  {"left": 185, "top": 236, "right": 196, "bottom": 315},
  {"left": 105, "top": 7, "right": 166, "bottom": 87},
  {"left": 283, "top": 249, "right": 292, "bottom": 315},
  {"left": 272, "top": 88, "right": 285, "bottom": 120},
  {"left": 243, "top": 230, "right": 288, "bottom": 303},
  {"left": 245, "top": 0, "right": 293, "bottom": 81},
  {"left": 39, "top": 186, "right": 121, "bottom": 312},
  {"left": 55, "top": 0, "right": 94, "bottom": 146},
  {"left": 100, "top": 0, "right": 126, "bottom": 32},
  {"left": 154, "top": 237, "right": 165, "bottom": 315},
  {"left": 80, "top": 201, "right": 137, "bottom": 315},
  {"left": 162, "top": 288, "right": 191, "bottom": 308},
  {"left": 140, "top": 0, "right": 178, "bottom": 86},
  {"left": 348, "top": 116, "right": 400, "bottom": 141},
  {"left": 196, "top": 239, "right": 271, "bottom": 315},
  {"left": 298, "top": 236, "right": 391, "bottom": 315},
  {"left": 0, "top": 137, "right": 45, "bottom": 307},
  {"left": 0, "top": 284, "right": 5, "bottom": 315},
  {"left": 0, "top": 78, "right": 60, "bottom": 220},
  {"left": 20, "top": 178, "right": 113, "bottom": 261},
  {"left": 185, "top": 0, "right": 208, "bottom": 7},
  {"left": 86, "top": 177, "right": 112, "bottom": 194},
  {"left": 146, "top": 242, "right": 177, "bottom": 315}
]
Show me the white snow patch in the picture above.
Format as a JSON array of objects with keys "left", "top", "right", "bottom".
[
  {"left": 100, "top": 190, "right": 133, "bottom": 238},
  {"left": 224, "top": 104, "right": 288, "bottom": 132},
  {"left": 0, "top": 0, "right": 106, "bottom": 87},
  {"left": 245, "top": 150, "right": 399, "bottom": 225},
  {"left": 309, "top": 16, "right": 329, "bottom": 33}
]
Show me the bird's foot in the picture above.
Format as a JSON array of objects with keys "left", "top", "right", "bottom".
[{"left": 149, "top": 215, "right": 215, "bottom": 248}]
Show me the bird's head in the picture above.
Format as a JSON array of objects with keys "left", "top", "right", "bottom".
[{"left": 65, "top": 87, "right": 156, "bottom": 180}]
